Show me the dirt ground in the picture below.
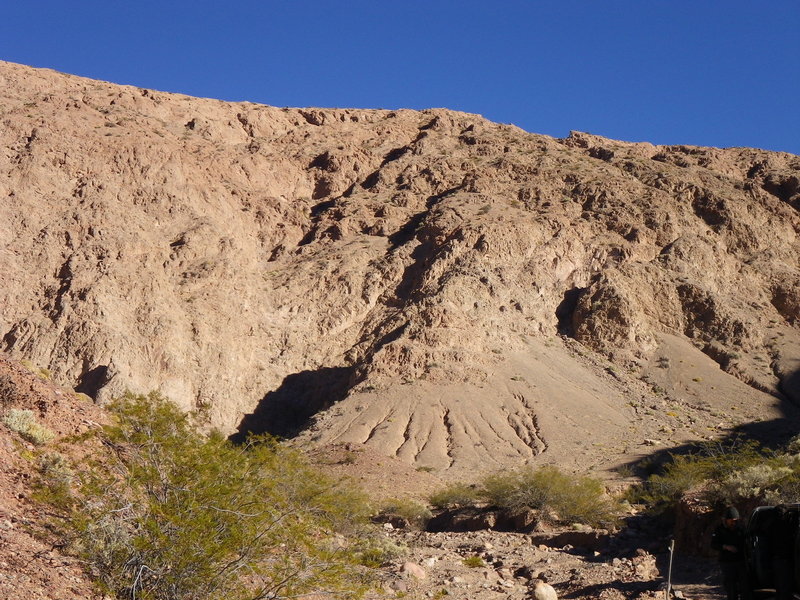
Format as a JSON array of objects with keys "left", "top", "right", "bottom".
[{"left": 368, "top": 526, "right": 725, "bottom": 600}]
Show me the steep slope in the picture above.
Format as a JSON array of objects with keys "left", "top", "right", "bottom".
[
  {"left": 1, "top": 61, "right": 798, "bottom": 475},
  {"left": 0, "top": 355, "right": 103, "bottom": 599}
]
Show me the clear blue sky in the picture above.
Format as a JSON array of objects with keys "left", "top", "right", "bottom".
[{"left": 3, "top": 1, "right": 798, "bottom": 154}]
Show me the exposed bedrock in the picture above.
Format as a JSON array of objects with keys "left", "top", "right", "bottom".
[{"left": 1, "top": 62, "right": 798, "bottom": 472}]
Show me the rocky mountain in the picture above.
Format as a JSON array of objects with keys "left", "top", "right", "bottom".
[{"left": 1, "top": 60, "right": 798, "bottom": 477}]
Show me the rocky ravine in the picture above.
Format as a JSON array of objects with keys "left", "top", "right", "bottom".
[{"left": 1, "top": 60, "right": 798, "bottom": 477}]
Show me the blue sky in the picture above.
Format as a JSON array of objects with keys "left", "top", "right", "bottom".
[{"left": 3, "top": 1, "right": 798, "bottom": 154}]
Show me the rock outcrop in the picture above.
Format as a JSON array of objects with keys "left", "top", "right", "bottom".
[{"left": 1, "top": 61, "right": 798, "bottom": 475}]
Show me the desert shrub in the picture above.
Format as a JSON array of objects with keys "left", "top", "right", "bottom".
[
  {"left": 481, "top": 465, "right": 618, "bottom": 526},
  {"left": 377, "top": 498, "right": 432, "bottom": 529},
  {"left": 785, "top": 434, "right": 800, "bottom": 454},
  {"left": 50, "top": 391, "right": 374, "bottom": 600},
  {"left": 34, "top": 451, "right": 75, "bottom": 506},
  {"left": 763, "top": 470, "right": 800, "bottom": 505},
  {"left": 3, "top": 408, "right": 55, "bottom": 445},
  {"left": 628, "top": 454, "right": 712, "bottom": 507},
  {"left": 462, "top": 555, "right": 485, "bottom": 568},
  {"left": 355, "top": 537, "right": 407, "bottom": 567},
  {"left": 428, "top": 482, "right": 482, "bottom": 509},
  {"left": 715, "top": 462, "right": 794, "bottom": 503},
  {"left": 627, "top": 438, "right": 781, "bottom": 509}
]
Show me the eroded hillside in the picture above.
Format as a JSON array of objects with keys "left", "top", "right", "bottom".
[{"left": 1, "top": 61, "right": 798, "bottom": 476}]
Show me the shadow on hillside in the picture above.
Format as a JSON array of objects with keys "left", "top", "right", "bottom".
[
  {"left": 622, "top": 369, "right": 800, "bottom": 479},
  {"left": 781, "top": 367, "right": 800, "bottom": 405},
  {"left": 229, "top": 365, "right": 355, "bottom": 444}
]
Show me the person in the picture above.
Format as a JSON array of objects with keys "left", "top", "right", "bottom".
[{"left": 710, "top": 506, "right": 751, "bottom": 600}]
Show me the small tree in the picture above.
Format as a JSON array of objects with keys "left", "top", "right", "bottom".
[{"left": 56, "top": 392, "right": 372, "bottom": 600}]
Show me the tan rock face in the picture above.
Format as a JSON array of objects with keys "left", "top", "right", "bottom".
[{"left": 1, "top": 61, "right": 798, "bottom": 475}]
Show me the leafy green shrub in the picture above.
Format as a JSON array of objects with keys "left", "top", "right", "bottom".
[
  {"left": 763, "top": 469, "right": 800, "bottom": 505},
  {"left": 627, "top": 438, "right": 778, "bottom": 510},
  {"left": 34, "top": 451, "right": 75, "bottom": 507},
  {"left": 3, "top": 409, "right": 55, "bottom": 445},
  {"left": 627, "top": 454, "right": 712, "bottom": 507},
  {"left": 462, "top": 555, "right": 485, "bottom": 568},
  {"left": 428, "top": 482, "right": 481, "bottom": 509},
  {"left": 377, "top": 498, "right": 432, "bottom": 529},
  {"left": 48, "top": 392, "right": 374, "bottom": 600},
  {"left": 482, "top": 465, "right": 618, "bottom": 526},
  {"left": 716, "top": 462, "right": 793, "bottom": 503},
  {"left": 355, "top": 537, "right": 407, "bottom": 567}
]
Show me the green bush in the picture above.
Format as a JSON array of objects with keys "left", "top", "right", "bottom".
[
  {"left": 482, "top": 465, "right": 618, "bottom": 526},
  {"left": 49, "top": 392, "right": 374, "bottom": 600},
  {"left": 626, "top": 438, "right": 787, "bottom": 510},
  {"left": 763, "top": 469, "right": 800, "bottom": 505},
  {"left": 355, "top": 537, "right": 407, "bottom": 567},
  {"left": 627, "top": 454, "right": 712, "bottom": 507},
  {"left": 427, "top": 466, "right": 619, "bottom": 527},
  {"left": 428, "top": 482, "right": 481, "bottom": 509},
  {"left": 462, "top": 555, "right": 485, "bottom": 568},
  {"left": 3, "top": 408, "right": 55, "bottom": 445},
  {"left": 377, "top": 497, "right": 432, "bottom": 529}
]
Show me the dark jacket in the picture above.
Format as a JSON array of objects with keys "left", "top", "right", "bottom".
[{"left": 711, "top": 521, "right": 746, "bottom": 563}]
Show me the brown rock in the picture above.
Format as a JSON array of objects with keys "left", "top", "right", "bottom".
[
  {"left": 532, "top": 580, "right": 558, "bottom": 600},
  {"left": 529, "top": 530, "right": 610, "bottom": 552},
  {"left": 0, "top": 60, "right": 797, "bottom": 481},
  {"left": 630, "top": 551, "right": 659, "bottom": 580},
  {"left": 401, "top": 561, "right": 426, "bottom": 580}
]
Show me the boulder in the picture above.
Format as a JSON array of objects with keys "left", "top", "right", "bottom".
[
  {"left": 529, "top": 529, "right": 610, "bottom": 552},
  {"left": 532, "top": 580, "right": 558, "bottom": 600},
  {"left": 400, "top": 561, "right": 426, "bottom": 580}
]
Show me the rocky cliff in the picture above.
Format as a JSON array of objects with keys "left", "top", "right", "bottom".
[{"left": 1, "top": 61, "right": 798, "bottom": 475}]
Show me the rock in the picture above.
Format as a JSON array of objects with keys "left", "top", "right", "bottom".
[
  {"left": 401, "top": 562, "right": 426, "bottom": 580},
  {"left": 390, "top": 580, "right": 408, "bottom": 593},
  {"left": 631, "top": 551, "right": 659, "bottom": 580},
  {"left": 427, "top": 508, "right": 499, "bottom": 532},
  {"left": 508, "top": 507, "right": 539, "bottom": 532},
  {"left": 482, "top": 569, "right": 499, "bottom": 582},
  {"left": 513, "top": 565, "right": 536, "bottom": 580},
  {"left": 497, "top": 567, "right": 514, "bottom": 580},
  {"left": 532, "top": 580, "right": 558, "bottom": 600},
  {"left": 529, "top": 529, "right": 610, "bottom": 552}
]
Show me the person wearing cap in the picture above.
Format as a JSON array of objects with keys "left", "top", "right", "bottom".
[{"left": 711, "top": 506, "right": 751, "bottom": 600}]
